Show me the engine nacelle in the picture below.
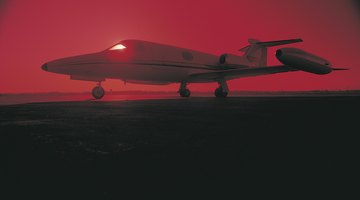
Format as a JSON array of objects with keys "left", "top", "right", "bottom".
[
  {"left": 276, "top": 48, "right": 332, "bottom": 75},
  {"left": 219, "top": 54, "right": 250, "bottom": 65}
]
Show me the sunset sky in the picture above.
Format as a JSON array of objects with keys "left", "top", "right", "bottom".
[{"left": 0, "top": 0, "right": 359, "bottom": 93}]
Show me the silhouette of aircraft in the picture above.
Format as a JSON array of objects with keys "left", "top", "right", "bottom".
[{"left": 42, "top": 38, "right": 347, "bottom": 98}]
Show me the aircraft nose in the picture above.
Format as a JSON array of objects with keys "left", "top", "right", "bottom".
[{"left": 41, "top": 63, "right": 48, "bottom": 71}]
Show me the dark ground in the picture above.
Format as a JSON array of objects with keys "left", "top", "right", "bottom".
[{"left": 1, "top": 96, "right": 359, "bottom": 199}]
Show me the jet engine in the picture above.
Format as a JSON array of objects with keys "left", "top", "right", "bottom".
[{"left": 276, "top": 48, "right": 332, "bottom": 74}]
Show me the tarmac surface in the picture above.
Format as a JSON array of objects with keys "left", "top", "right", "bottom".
[{"left": 1, "top": 95, "right": 359, "bottom": 199}]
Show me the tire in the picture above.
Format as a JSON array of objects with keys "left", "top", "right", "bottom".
[
  {"left": 179, "top": 89, "right": 191, "bottom": 97},
  {"left": 215, "top": 87, "right": 228, "bottom": 98},
  {"left": 92, "top": 86, "right": 105, "bottom": 99}
]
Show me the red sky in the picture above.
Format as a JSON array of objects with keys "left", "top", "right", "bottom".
[{"left": 0, "top": 0, "right": 359, "bottom": 93}]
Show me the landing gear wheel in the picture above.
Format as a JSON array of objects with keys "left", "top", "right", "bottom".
[
  {"left": 92, "top": 86, "right": 105, "bottom": 99},
  {"left": 179, "top": 89, "right": 191, "bottom": 97},
  {"left": 215, "top": 87, "right": 228, "bottom": 98}
]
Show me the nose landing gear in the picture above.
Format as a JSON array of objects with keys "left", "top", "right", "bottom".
[{"left": 92, "top": 82, "right": 105, "bottom": 99}]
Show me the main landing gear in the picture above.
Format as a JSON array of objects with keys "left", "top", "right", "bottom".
[
  {"left": 92, "top": 82, "right": 105, "bottom": 99},
  {"left": 214, "top": 79, "right": 229, "bottom": 98},
  {"left": 178, "top": 82, "right": 191, "bottom": 97},
  {"left": 178, "top": 79, "right": 229, "bottom": 98}
]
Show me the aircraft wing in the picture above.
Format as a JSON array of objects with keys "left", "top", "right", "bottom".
[{"left": 186, "top": 65, "right": 298, "bottom": 82}]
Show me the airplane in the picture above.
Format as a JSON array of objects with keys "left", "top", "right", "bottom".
[{"left": 41, "top": 38, "right": 347, "bottom": 99}]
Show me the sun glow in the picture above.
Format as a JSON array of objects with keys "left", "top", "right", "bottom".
[{"left": 109, "top": 44, "right": 126, "bottom": 50}]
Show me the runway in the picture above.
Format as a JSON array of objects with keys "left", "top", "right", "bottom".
[{"left": 1, "top": 95, "right": 359, "bottom": 198}]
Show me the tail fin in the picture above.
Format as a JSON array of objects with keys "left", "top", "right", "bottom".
[{"left": 239, "top": 38, "right": 303, "bottom": 67}]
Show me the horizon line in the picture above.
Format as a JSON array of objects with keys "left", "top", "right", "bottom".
[{"left": 1, "top": 89, "right": 360, "bottom": 95}]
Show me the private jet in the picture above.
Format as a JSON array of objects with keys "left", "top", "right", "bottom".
[{"left": 41, "top": 38, "right": 346, "bottom": 99}]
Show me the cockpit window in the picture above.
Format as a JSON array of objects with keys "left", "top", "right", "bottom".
[{"left": 109, "top": 44, "right": 126, "bottom": 50}]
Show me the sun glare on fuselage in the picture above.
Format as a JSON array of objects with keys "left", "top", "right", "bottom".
[{"left": 109, "top": 44, "right": 126, "bottom": 50}]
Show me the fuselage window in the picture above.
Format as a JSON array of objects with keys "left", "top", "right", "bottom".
[
  {"left": 182, "top": 51, "right": 194, "bottom": 61},
  {"left": 135, "top": 43, "right": 145, "bottom": 52}
]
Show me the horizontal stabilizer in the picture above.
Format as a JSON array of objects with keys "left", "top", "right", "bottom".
[
  {"left": 331, "top": 67, "right": 349, "bottom": 71},
  {"left": 254, "top": 38, "right": 303, "bottom": 47},
  {"left": 239, "top": 38, "right": 303, "bottom": 52}
]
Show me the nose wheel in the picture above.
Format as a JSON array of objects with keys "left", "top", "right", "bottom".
[{"left": 92, "top": 83, "right": 105, "bottom": 99}]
